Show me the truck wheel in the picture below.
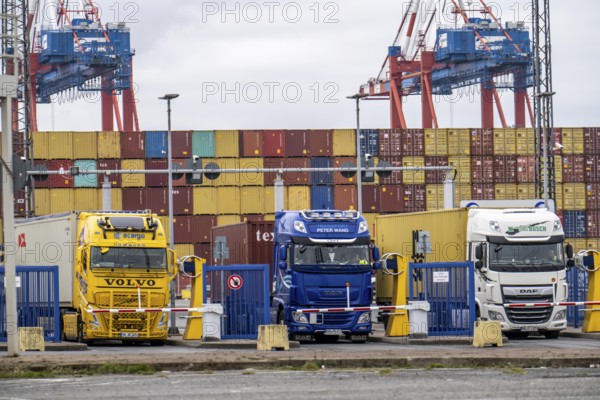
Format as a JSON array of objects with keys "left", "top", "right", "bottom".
[
  {"left": 76, "top": 316, "right": 84, "bottom": 343},
  {"left": 149, "top": 340, "right": 166, "bottom": 346},
  {"left": 277, "top": 309, "right": 284, "bottom": 325},
  {"left": 543, "top": 331, "right": 560, "bottom": 339}
]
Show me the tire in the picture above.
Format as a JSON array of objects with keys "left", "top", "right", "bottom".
[
  {"left": 277, "top": 309, "right": 285, "bottom": 325},
  {"left": 77, "top": 315, "right": 84, "bottom": 343},
  {"left": 543, "top": 330, "right": 560, "bottom": 339},
  {"left": 149, "top": 340, "right": 166, "bottom": 346}
]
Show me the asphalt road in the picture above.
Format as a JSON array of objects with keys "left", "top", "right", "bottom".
[{"left": 2, "top": 368, "right": 600, "bottom": 399}]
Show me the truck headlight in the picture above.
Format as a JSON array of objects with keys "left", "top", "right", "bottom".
[
  {"left": 357, "top": 312, "right": 371, "bottom": 324},
  {"left": 294, "top": 221, "right": 307, "bottom": 233},
  {"left": 490, "top": 221, "right": 501, "bottom": 232},
  {"left": 358, "top": 221, "right": 368, "bottom": 234},
  {"left": 553, "top": 220, "right": 562, "bottom": 231},
  {"left": 553, "top": 310, "right": 566, "bottom": 321},
  {"left": 488, "top": 311, "right": 505, "bottom": 321},
  {"left": 292, "top": 312, "right": 309, "bottom": 324}
]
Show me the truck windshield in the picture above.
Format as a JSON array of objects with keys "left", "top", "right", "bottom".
[
  {"left": 488, "top": 242, "right": 565, "bottom": 272},
  {"left": 293, "top": 244, "right": 370, "bottom": 270},
  {"left": 90, "top": 247, "right": 167, "bottom": 270}
]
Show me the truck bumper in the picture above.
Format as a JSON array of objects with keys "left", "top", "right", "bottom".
[
  {"left": 286, "top": 309, "right": 372, "bottom": 336},
  {"left": 485, "top": 304, "right": 567, "bottom": 332}
]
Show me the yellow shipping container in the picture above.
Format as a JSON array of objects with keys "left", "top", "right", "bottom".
[
  {"left": 263, "top": 186, "right": 276, "bottom": 214},
  {"left": 287, "top": 186, "right": 310, "bottom": 210},
  {"left": 495, "top": 183, "right": 518, "bottom": 200},
  {"left": 517, "top": 183, "right": 536, "bottom": 200},
  {"left": 215, "top": 130, "right": 239, "bottom": 158},
  {"left": 454, "top": 183, "right": 472, "bottom": 206},
  {"left": 562, "top": 183, "right": 586, "bottom": 210},
  {"left": 174, "top": 244, "right": 195, "bottom": 259},
  {"left": 34, "top": 188, "right": 51, "bottom": 216},
  {"left": 424, "top": 129, "right": 448, "bottom": 156},
  {"left": 561, "top": 128, "right": 584, "bottom": 154},
  {"left": 74, "top": 188, "right": 99, "bottom": 210},
  {"left": 95, "top": 188, "right": 123, "bottom": 211},
  {"left": 493, "top": 128, "right": 516, "bottom": 155},
  {"left": 217, "top": 186, "right": 241, "bottom": 214},
  {"left": 48, "top": 131, "right": 74, "bottom": 159},
  {"left": 73, "top": 132, "right": 98, "bottom": 159},
  {"left": 32, "top": 132, "right": 49, "bottom": 159},
  {"left": 448, "top": 156, "right": 471, "bottom": 184},
  {"left": 566, "top": 238, "right": 588, "bottom": 254},
  {"left": 587, "top": 239, "right": 600, "bottom": 251},
  {"left": 239, "top": 158, "right": 264, "bottom": 186},
  {"left": 426, "top": 184, "right": 444, "bottom": 211},
  {"left": 217, "top": 215, "right": 241, "bottom": 226},
  {"left": 447, "top": 129, "right": 470, "bottom": 156},
  {"left": 263, "top": 214, "right": 275, "bottom": 221},
  {"left": 50, "top": 189, "right": 74, "bottom": 214},
  {"left": 97, "top": 131, "right": 121, "bottom": 159},
  {"left": 193, "top": 187, "right": 218, "bottom": 215},
  {"left": 516, "top": 128, "right": 535, "bottom": 155},
  {"left": 332, "top": 129, "right": 357, "bottom": 156},
  {"left": 402, "top": 156, "right": 425, "bottom": 184},
  {"left": 203, "top": 158, "right": 240, "bottom": 186},
  {"left": 121, "top": 159, "right": 145, "bottom": 187},
  {"left": 0, "top": 218, "right": 2, "bottom": 242},
  {"left": 362, "top": 213, "right": 379, "bottom": 235},
  {"left": 158, "top": 216, "right": 170, "bottom": 243},
  {"left": 554, "top": 183, "right": 563, "bottom": 210},
  {"left": 240, "top": 187, "right": 265, "bottom": 214}
]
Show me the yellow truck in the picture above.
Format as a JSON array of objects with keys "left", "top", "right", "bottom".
[{"left": 15, "top": 210, "right": 178, "bottom": 345}]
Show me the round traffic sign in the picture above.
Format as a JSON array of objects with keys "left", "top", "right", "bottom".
[{"left": 227, "top": 274, "right": 243, "bottom": 290}]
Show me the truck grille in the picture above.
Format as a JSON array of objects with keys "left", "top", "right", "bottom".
[
  {"left": 95, "top": 292, "right": 166, "bottom": 308},
  {"left": 97, "top": 312, "right": 162, "bottom": 336},
  {"left": 503, "top": 289, "right": 554, "bottom": 325},
  {"left": 323, "top": 312, "right": 355, "bottom": 326}
]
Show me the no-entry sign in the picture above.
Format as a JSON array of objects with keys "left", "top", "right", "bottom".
[{"left": 228, "top": 274, "right": 243, "bottom": 290}]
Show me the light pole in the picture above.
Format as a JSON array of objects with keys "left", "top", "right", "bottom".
[
  {"left": 347, "top": 93, "right": 369, "bottom": 213},
  {"left": 159, "top": 93, "right": 179, "bottom": 335}
]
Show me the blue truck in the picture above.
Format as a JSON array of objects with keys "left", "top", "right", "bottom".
[{"left": 270, "top": 210, "right": 380, "bottom": 343}]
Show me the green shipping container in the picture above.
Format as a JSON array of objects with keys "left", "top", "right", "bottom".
[{"left": 192, "top": 130, "right": 216, "bottom": 157}]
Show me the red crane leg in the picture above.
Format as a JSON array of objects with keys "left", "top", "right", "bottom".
[
  {"left": 420, "top": 51, "right": 436, "bottom": 129},
  {"left": 390, "top": 82, "right": 407, "bottom": 129},
  {"left": 492, "top": 89, "right": 507, "bottom": 128},
  {"left": 123, "top": 86, "right": 135, "bottom": 132},
  {"left": 101, "top": 89, "right": 114, "bottom": 131},
  {"left": 514, "top": 89, "right": 527, "bottom": 128},
  {"left": 481, "top": 84, "right": 494, "bottom": 129}
]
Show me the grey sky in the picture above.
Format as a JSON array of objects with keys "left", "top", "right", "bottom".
[{"left": 35, "top": 0, "right": 600, "bottom": 132}]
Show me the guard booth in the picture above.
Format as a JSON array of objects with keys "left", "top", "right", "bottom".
[
  {"left": 409, "top": 262, "right": 475, "bottom": 336},
  {"left": 0, "top": 266, "right": 60, "bottom": 342},
  {"left": 203, "top": 264, "right": 270, "bottom": 339}
]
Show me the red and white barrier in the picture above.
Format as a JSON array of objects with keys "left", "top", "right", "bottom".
[
  {"left": 85, "top": 306, "right": 223, "bottom": 314},
  {"left": 504, "top": 301, "right": 600, "bottom": 308},
  {"left": 296, "top": 303, "right": 429, "bottom": 314}
]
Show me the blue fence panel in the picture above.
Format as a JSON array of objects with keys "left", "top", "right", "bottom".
[
  {"left": 566, "top": 266, "right": 589, "bottom": 328},
  {"left": 0, "top": 266, "right": 61, "bottom": 343},
  {"left": 409, "top": 262, "right": 475, "bottom": 336},
  {"left": 203, "top": 264, "right": 270, "bottom": 340}
]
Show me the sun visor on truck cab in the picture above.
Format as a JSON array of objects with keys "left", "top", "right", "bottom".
[{"left": 487, "top": 235, "right": 564, "bottom": 244}]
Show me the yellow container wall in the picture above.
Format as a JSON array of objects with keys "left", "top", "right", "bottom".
[
  {"left": 73, "top": 132, "right": 98, "bottom": 159},
  {"left": 426, "top": 184, "right": 444, "bottom": 211},
  {"left": 287, "top": 186, "right": 310, "bottom": 210},
  {"left": 217, "top": 187, "right": 241, "bottom": 214},
  {"left": 561, "top": 128, "right": 584, "bottom": 154},
  {"left": 263, "top": 186, "right": 276, "bottom": 214},
  {"left": 174, "top": 244, "right": 195, "bottom": 259},
  {"left": 158, "top": 216, "right": 170, "bottom": 243},
  {"left": 74, "top": 188, "right": 99, "bottom": 210},
  {"left": 517, "top": 183, "right": 536, "bottom": 200},
  {"left": 32, "top": 132, "right": 49, "bottom": 159},
  {"left": 204, "top": 158, "right": 240, "bottom": 186},
  {"left": 495, "top": 183, "right": 518, "bottom": 200},
  {"left": 215, "top": 130, "right": 239, "bottom": 158},
  {"left": 193, "top": 187, "right": 218, "bottom": 215},
  {"left": 425, "top": 129, "right": 448, "bottom": 156},
  {"left": 96, "top": 188, "right": 123, "bottom": 211},
  {"left": 48, "top": 131, "right": 74, "bottom": 159},
  {"left": 121, "top": 159, "right": 146, "bottom": 187},
  {"left": 217, "top": 215, "right": 241, "bottom": 226},
  {"left": 240, "top": 187, "right": 265, "bottom": 214},
  {"left": 554, "top": 183, "right": 564, "bottom": 210},
  {"left": 333, "top": 129, "right": 357, "bottom": 156},
  {"left": 239, "top": 158, "right": 264, "bottom": 186},
  {"left": 566, "top": 238, "right": 588, "bottom": 254},
  {"left": 587, "top": 239, "right": 600, "bottom": 251},
  {"left": 34, "top": 188, "right": 51, "bottom": 216},
  {"left": 562, "top": 183, "right": 586, "bottom": 210},
  {"left": 448, "top": 156, "right": 471, "bottom": 184},
  {"left": 362, "top": 213, "right": 379, "bottom": 235},
  {"left": 516, "top": 128, "right": 535, "bottom": 155},
  {"left": 49, "top": 189, "right": 74, "bottom": 214},
  {"left": 0, "top": 218, "right": 2, "bottom": 242},
  {"left": 447, "top": 129, "right": 471, "bottom": 156},
  {"left": 97, "top": 131, "right": 121, "bottom": 159},
  {"left": 402, "top": 156, "right": 425, "bottom": 184},
  {"left": 454, "top": 183, "right": 472, "bottom": 206},
  {"left": 494, "top": 128, "right": 516, "bottom": 155}
]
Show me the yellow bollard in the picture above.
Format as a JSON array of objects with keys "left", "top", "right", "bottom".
[
  {"left": 385, "top": 254, "right": 410, "bottom": 337},
  {"left": 583, "top": 252, "right": 600, "bottom": 333},
  {"left": 18, "top": 327, "right": 45, "bottom": 351},
  {"left": 472, "top": 321, "right": 503, "bottom": 347},
  {"left": 183, "top": 257, "right": 205, "bottom": 340}
]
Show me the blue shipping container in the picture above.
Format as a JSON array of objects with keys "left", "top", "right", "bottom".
[
  {"left": 563, "top": 211, "right": 586, "bottom": 238},
  {"left": 310, "top": 157, "right": 333, "bottom": 185},
  {"left": 192, "top": 131, "right": 216, "bottom": 158},
  {"left": 74, "top": 159, "right": 98, "bottom": 187},
  {"left": 360, "top": 129, "right": 379, "bottom": 157},
  {"left": 311, "top": 185, "right": 334, "bottom": 210},
  {"left": 145, "top": 131, "right": 167, "bottom": 158}
]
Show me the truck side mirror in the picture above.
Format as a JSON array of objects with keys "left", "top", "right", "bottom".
[
  {"left": 372, "top": 261, "right": 381, "bottom": 270},
  {"left": 475, "top": 244, "right": 483, "bottom": 260},
  {"left": 372, "top": 246, "right": 380, "bottom": 261},
  {"left": 566, "top": 244, "right": 574, "bottom": 259},
  {"left": 278, "top": 261, "right": 287, "bottom": 271},
  {"left": 475, "top": 260, "right": 483, "bottom": 270},
  {"left": 279, "top": 245, "right": 287, "bottom": 262}
]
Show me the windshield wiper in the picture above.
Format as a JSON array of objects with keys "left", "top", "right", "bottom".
[{"left": 505, "top": 221, "right": 549, "bottom": 236}]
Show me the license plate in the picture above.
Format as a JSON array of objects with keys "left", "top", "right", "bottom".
[
  {"left": 324, "top": 329, "right": 342, "bottom": 336},
  {"left": 521, "top": 326, "right": 537, "bottom": 332},
  {"left": 120, "top": 332, "right": 139, "bottom": 338}
]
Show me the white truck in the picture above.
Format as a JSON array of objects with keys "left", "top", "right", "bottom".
[{"left": 376, "top": 200, "right": 574, "bottom": 338}]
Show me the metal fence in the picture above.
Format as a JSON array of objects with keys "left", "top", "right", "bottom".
[
  {"left": 566, "top": 266, "right": 589, "bottom": 328},
  {"left": 203, "top": 264, "right": 270, "bottom": 340},
  {"left": 409, "top": 262, "right": 475, "bottom": 336},
  {"left": 0, "top": 266, "right": 61, "bottom": 342}
]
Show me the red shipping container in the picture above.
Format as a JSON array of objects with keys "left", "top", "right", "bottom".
[
  {"left": 494, "top": 155, "right": 517, "bottom": 183},
  {"left": 97, "top": 159, "right": 122, "bottom": 187},
  {"left": 584, "top": 127, "right": 600, "bottom": 154},
  {"left": 122, "top": 188, "right": 145, "bottom": 211},
  {"left": 562, "top": 155, "right": 585, "bottom": 182},
  {"left": 470, "top": 128, "right": 494, "bottom": 155},
  {"left": 48, "top": 159, "right": 75, "bottom": 188},
  {"left": 241, "top": 214, "right": 266, "bottom": 222},
  {"left": 585, "top": 155, "right": 600, "bottom": 182},
  {"left": 516, "top": 156, "right": 536, "bottom": 182},
  {"left": 471, "top": 156, "right": 495, "bottom": 183},
  {"left": 472, "top": 184, "right": 495, "bottom": 200},
  {"left": 263, "top": 130, "right": 286, "bottom": 157},
  {"left": 263, "top": 158, "right": 309, "bottom": 185},
  {"left": 403, "top": 184, "right": 426, "bottom": 212},
  {"left": 379, "top": 156, "right": 403, "bottom": 185},
  {"left": 172, "top": 130, "right": 192, "bottom": 158},
  {"left": 378, "top": 129, "right": 402, "bottom": 157},
  {"left": 586, "top": 183, "right": 600, "bottom": 210},
  {"left": 31, "top": 160, "right": 50, "bottom": 188},
  {"left": 194, "top": 243, "right": 213, "bottom": 263},
  {"left": 145, "top": 159, "right": 168, "bottom": 187},
  {"left": 587, "top": 210, "right": 600, "bottom": 237},
  {"left": 172, "top": 186, "right": 193, "bottom": 215},
  {"left": 13, "top": 190, "right": 27, "bottom": 217},
  {"left": 425, "top": 156, "right": 449, "bottom": 184},
  {"left": 286, "top": 130, "right": 310, "bottom": 157},
  {"left": 240, "top": 130, "right": 263, "bottom": 157},
  {"left": 401, "top": 129, "right": 425, "bottom": 156},
  {"left": 379, "top": 185, "right": 403, "bottom": 213},
  {"left": 362, "top": 186, "right": 380, "bottom": 212},
  {"left": 174, "top": 215, "right": 216, "bottom": 244},
  {"left": 334, "top": 185, "right": 357, "bottom": 211},
  {"left": 120, "top": 131, "right": 145, "bottom": 158},
  {"left": 333, "top": 157, "right": 359, "bottom": 185},
  {"left": 144, "top": 187, "right": 168, "bottom": 215},
  {"left": 309, "top": 130, "right": 333, "bottom": 156}
]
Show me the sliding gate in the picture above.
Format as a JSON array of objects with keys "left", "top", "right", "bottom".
[
  {"left": 409, "top": 262, "right": 475, "bottom": 336},
  {"left": 204, "top": 264, "right": 270, "bottom": 339}
]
